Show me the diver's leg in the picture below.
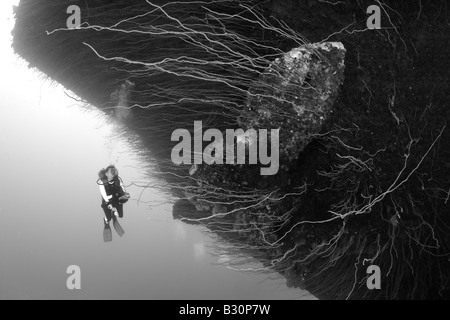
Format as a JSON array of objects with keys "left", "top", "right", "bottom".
[
  {"left": 117, "top": 203, "right": 124, "bottom": 218},
  {"left": 103, "top": 219, "right": 112, "bottom": 242},
  {"left": 102, "top": 204, "right": 112, "bottom": 223},
  {"left": 110, "top": 199, "right": 123, "bottom": 218},
  {"left": 101, "top": 204, "right": 113, "bottom": 242}
]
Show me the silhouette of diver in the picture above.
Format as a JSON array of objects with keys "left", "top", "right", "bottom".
[{"left": 98, "top": 165, "right": 130, "bottom": 242}]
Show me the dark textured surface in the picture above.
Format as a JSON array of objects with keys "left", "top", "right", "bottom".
[{"left": 12, "top": 0, "right": 450, "bottom": 299}]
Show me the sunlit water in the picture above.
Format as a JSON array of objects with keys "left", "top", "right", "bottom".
[{"left": 0, "top": 1, "right": 315, "bottom": 300}]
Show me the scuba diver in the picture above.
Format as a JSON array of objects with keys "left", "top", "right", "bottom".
[{"left": 98, "top": 165, "right": 130, "bottom": 242}]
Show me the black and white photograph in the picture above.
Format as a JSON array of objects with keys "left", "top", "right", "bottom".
[{"left": 1, "top": 0, "right": 449, "bottom": 305}]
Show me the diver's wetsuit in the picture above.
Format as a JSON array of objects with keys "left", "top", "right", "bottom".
[{"left": 99, "top": 177, "right": 126, "bottom": 221}]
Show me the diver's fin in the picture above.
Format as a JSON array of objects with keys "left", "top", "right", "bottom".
[
  {"left": 112, "top": 217, "right": 125, "bottom": 237},
  {"left": 103, "top": 222, "right": 112, "bottom": 242}
]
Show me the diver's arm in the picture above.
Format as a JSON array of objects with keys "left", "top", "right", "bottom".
[{"left": 99, "top": 184, "right": 113, "bottom": 204}]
